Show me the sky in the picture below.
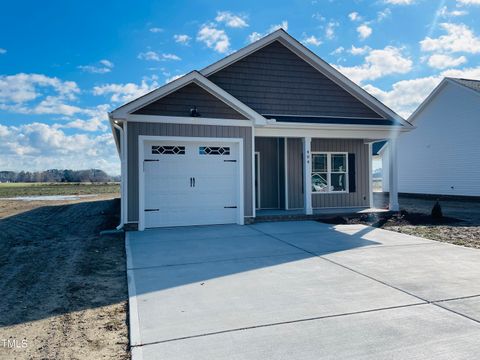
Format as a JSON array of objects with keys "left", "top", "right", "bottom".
[{"left": 1, "top": 0, "right": 480, "bottom": 176}]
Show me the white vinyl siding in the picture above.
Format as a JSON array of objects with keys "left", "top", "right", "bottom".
[{"left": 384, "top": 81, "right": 480, "bottom": 196}]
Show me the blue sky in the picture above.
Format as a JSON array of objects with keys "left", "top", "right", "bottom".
[{"left": 1, "top": 0, "right": 480, "bottom": 175}]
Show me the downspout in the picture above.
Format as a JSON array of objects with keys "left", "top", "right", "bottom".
[{"left": 112, "top": 119, "right": 125, "bottom": 230}]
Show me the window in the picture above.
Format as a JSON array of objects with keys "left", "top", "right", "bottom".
[
  {"left": 152, "top": 145, "right": 185, "bottom": 155},
  {"left": 199, "top": 146, "right": 230, "bottom": 155},
  {"left": 311, "top": 153, "right": 348, "bottom": 193}
]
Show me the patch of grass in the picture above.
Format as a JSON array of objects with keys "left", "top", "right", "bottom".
[{"left": 0, "top": 182, "right": 120, "bottom": 198}]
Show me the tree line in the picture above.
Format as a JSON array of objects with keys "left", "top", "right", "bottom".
[{"left": 0, "top": 169, "right": 120, "bottom": 183}]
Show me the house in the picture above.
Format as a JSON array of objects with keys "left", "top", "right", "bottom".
[
  {"left": 109, "top": 30, "right": 412, "bottom": 230},
  {"left": 380, "top": 77, "right": 480, "bottom": 198}
]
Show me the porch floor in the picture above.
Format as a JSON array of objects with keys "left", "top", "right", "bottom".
[{"left": 254, "top": 207, "right": 389, "bottom": 222}]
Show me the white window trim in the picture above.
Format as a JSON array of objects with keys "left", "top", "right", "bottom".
[
  {"left": 311, "top": 152, "right": 349, "bottom": 194},
  {"left": 138, "top": 135, "right": 244, "bottom": 231}
]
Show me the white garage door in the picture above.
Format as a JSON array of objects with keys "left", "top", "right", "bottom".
[{"left": 143, "top": 140, "right": 240, "bottom": 228}]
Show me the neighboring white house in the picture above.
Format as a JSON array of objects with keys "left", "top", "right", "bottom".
[{"left": 380, "top": 77, "right": 480, "bottom": 197}]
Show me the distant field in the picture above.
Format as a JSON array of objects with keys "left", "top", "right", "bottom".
[{"left": 0, "top": 182, "right": 120, "bottom": 198}]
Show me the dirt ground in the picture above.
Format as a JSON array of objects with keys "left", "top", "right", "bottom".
[
  {"left": 0, "top": 194, "right": 129, "bottom": 360},
  {"left": 325, "top": 193, "right": 480, "bottom": 249}
]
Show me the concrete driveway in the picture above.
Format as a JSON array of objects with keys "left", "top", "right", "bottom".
[{"left": 126, "top": 221, "right": 480, "bottom": 360}]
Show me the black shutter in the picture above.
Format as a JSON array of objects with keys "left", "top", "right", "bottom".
[{"left": 348, "top": 153, "right": 356, "bottom": 193}]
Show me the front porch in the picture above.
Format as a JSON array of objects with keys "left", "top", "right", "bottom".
[{"left": 253, "top": 136, "right": 399, "bottom": 220}]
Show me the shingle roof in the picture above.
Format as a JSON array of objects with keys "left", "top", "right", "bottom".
[{"left": 449, "top": 78, "right": 480, "bottom": 94}]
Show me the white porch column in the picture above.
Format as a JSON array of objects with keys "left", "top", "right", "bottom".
[
  {"left": 388, "top": 137, "right": 399, "bottom": 211},
  {"left": 303, "top": 137, "right": 313, "bottom": 215}
]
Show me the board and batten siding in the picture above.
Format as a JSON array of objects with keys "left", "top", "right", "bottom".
[
  {"left": 127, "top": 122, "right": 253, "bottom": 222},
  {"left": 208, "top": 40, "right": 383, "bottom": 120},
  {"left": 133, "top": 82, "right": 247, "bottom": 120},
  {"left": 311, "top": 139, "right": 369, "bottom": 208}
]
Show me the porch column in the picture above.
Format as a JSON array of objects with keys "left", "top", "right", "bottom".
[
  {"left": 303, "top": 137, "right": 313, "bottom": 215},
  {"left": 388, "top": 137, "right": 399, "bottom": 211}
]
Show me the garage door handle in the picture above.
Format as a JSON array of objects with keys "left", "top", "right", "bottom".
[
  {"left": 193, "top": 177, "right": 195, "bottom": 187},
  {"left": 224, "top": 206, "right": 237, "bottom": 209},
  {"left": 145, "top": 209, "right": 159, "bottom": 212}
]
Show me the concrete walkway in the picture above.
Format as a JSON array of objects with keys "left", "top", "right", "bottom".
[{"left": 126, "top": 221, "right": 480, "bottom": 360}]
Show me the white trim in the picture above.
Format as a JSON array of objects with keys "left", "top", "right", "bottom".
[
  {"left": 277, "top": 138, "right": 281, "bottom": 207},
  {"left": 303, "top": 137, "right": 313, "bottom": 215},
  {"left": 388, "top": 137, "right": 399, "bottom": 211},
  {"left": 254, "top": 151, "right": 261, "bottom": 210},
  {"left": 255, "top": 127, "right": 403, "bottom": 140},
  {"left": 284, "top": 137, "right": 289, "bottom": 210},
  {"left": 137, "top": 135, "right": 244, "bottom": 230},
  {"left": 110, "top": 71, "right": 266, "bottom": 125},
  {"left": 251, "top": 127, "right": 256, "bottom": 218},
  {"left": 200, "top": 29, "right": 412, "bottom": 129},
  {"left": 126, "top": 114, "right": 253, "bottom": 127},
  {"left": 368, "top": 143, "right": 373, "bottom": 208},
  {"left": 311, "top": 152, "right": 349, "bottom": 194},
  {"left": 262, "top": 121, "right": 409, "bottom": 131}
]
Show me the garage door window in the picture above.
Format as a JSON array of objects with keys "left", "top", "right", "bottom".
[
  {"left": 152, "top": 145, "right": 185, "bottom": 155},
  {"left": 199, "top": 146, "right": 230, "bottom": 155}
]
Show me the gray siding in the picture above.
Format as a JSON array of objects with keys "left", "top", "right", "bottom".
[
  {"left": 278, "top": 138, "right": 286, "bottom": 209},
  {"left": 133, "top": 82, "right": 247, "bottom": 120},
  {"left": 287, "top": 138, "right": 304, "bottom": 209},
  {"left": 127, "top": 122, "right": 253, "bottom": 222},
  {"left": 311, "top": 139, "right": 369, "bottom": 208},
  {"left": 255, "top": 137, "right": 279, "bottom": 209},
  {"left": 208, "top": 40, "right": 383, "bottom": 119}
]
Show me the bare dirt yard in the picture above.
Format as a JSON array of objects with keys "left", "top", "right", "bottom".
[
  {"left": 322, "top": 193, "right": 480, "bottom": 249},
  {"left": 0, "top": 193, "right": 129, "bottom": 360}
]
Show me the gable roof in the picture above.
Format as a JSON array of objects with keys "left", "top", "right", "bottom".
[
  {"left": 109, "top": 71, "right": 266, "bottom": 124},
  {"left": 201, "top": 29, "right": 412, "bottom": 128},
  {"left": 408, "top": 77, "right": 480, "bottom": 123}
]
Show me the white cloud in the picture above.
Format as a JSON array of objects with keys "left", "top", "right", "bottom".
[
  {"left": 174, "top": 34, "right": 191, "bottom": 45},
  {"left": 427, "top": 54, "right": 467, "bottom": 69},
  {"left": 197, "top": 24, "right": 230, "bottom": 53},
  {"left": 363, "top": 76, "right": 439, "bottom": 118},
  {"left": 0, "top": 73, "right": 79, "bottom": 105},
  {"left": 149, "top": 27, "right": 163, "bottom": 33},
  {"left": 302, "top": 35, "right": 322, "bottom": 46},
  {"left": 330, "top": 46, "right": 345, "bottom": 55},
  {"left": 100, "top": 59, "right": 114, "bottom": 68},
  {"left": 0, "top": 48, "right": 6, "bottom": 54},
  {"left": 348, "top": 12, "right": 361, "bottom": 21},
  {"left": 247, "top": 21, "right": 288, "bottom": 44},
  {"left": 438, "top": 6, "right": 468, "bottom": 17},
  {"left": 384, "top": 0, "right": 414, "bottom": 4},
  {"left": 325, "top": 21, "right": 338, "bottom": 40},
  {"left": 420, "top": 23, "right": 480, "bottom": 53},
  {"left": 0, "top": 122, "right": 119, "bottom": 174},
  {"left": 349, "top": 45, "right": 371, "bottom": 55},
  {"left": 92, "top": 76, "right": 159, "bottom": 103},
  {"left": 357, "top": 24, "right": 372, "bottom": 40},
  {"left": 78, "top": 59, "right": 114, "bottom": 74},
  {"left": 137, "top": 51, "right": 181, "bottom": 61},
  {"left": 362, "top": 65, "right": 480, "bottom": 118},
  {"left": 335, "top": 46, "right": 412, "bottom": 84},
  {"left": 248, "top": 32, "right": 262, "bottom": 43},
  {"left": 457, "top": 0, "right": 480, "bottom": 4},
  {"left": 377, "top": 8, "right": 392, "bottom": 21},
  {"left": 215, "top": 11, "right": 248, "bottom": 28}
]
